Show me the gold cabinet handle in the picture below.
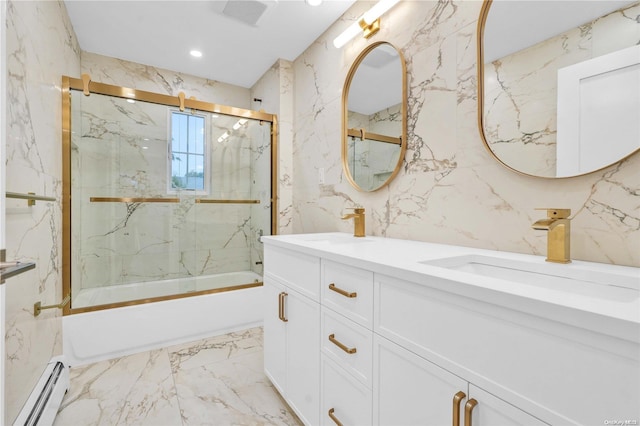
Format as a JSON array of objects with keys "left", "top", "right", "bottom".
[
  {"left": 464, "top": 399, "right": 478, "bottom": 426},
  {"left": 452, "top": 391, "right": 466, "bottom": 426},
  {"left": 329, "top": 283, "right": 357, "bottom": 298},
  {"left": 279, "top": 292, "right": 288, "bottom": 322},
  {"left": 328, "top": 408, "right": 343, "bottom": 426},
  {"left": 278, "top": 292, "right": 283, "bottom": 321},
  {"left": 280, "top": 291, "right": 289, "bottom": 322},
  {"left": 328, "top": 334, "right": 357, "bottom": 354}
]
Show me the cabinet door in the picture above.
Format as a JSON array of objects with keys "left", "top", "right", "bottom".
[
  {"left": 264, "top": 278, "right": 287, "bottom": 395},
  {"left": 466, "top": 385, "right": 548, "bottom": 426},
  {"left": 374, "top": 335, "right": 467, "bottom": 426},
  {"left": 286, "top": 288, "right": 321, "bottom": 426}
]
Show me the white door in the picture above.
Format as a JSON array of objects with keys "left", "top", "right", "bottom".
[
  {"left": 466, "top": 385, "right": 548, "bottom": 426},
  {"left": 0, "top": 0, "right": 7, "bottom": 420},
  {"left": 285, "top": 288, "right": 320, "bottom": 426},
  {"left": 374, "top": 335, "right": 468, "bottom": 426},
  {"left": 263, "top": 278, "right": 287, "bottom": 395}
]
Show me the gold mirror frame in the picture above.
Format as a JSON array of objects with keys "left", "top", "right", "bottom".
[
  {"left": 342, "top": 41, "right": 407, "bottom": 192},
  {"left": 476, "top": 0, "right": 639, "bottom": 179}
]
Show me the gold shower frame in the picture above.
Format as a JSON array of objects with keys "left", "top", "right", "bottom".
[{"left": 61, "top": 75, "right": 278, "bottom": 315}]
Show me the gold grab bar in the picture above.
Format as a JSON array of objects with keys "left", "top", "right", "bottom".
[
  {"left": 328, "top": 334, "right": 357, "bottom": 354},
  {"left": 6, "top": 192, "right": 57, "bottom": 206},
  {"left": 453, "top": 391, "right": 466, "bottom": 426},
  {"left": 34, "top": 294, "right": 70, "bottom": 317},
  {"left": 195, "top": 199, "right": 261, "bottom": 204},
  {"left": 347, "top": 128, "right": 402, "bottom": 145},
  {"left": 464, "top": 399, "right": 478, "bottom": 426},
  {"left": 329, "top": 283, "right": 357, "bottom": 298},
  {"left": 90, "top": 197, "right": 180, "bottom": 203},
  {"left": 328, "top": 408, "right": 343, "bottom": 426}
]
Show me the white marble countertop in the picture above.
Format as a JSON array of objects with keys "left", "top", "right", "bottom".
[{"left": 262, "top": 232, "right": 640, "bottom": 343}]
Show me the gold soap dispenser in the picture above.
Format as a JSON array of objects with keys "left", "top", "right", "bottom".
[
  {"left": 342, "top": 207, "right": 365, "bottom": 237},
  {"left": 532, "top": 208, "right": 571, "bottom": 263}
]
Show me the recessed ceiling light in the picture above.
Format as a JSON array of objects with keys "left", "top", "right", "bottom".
[
  {"left": 190, "top": 50, "right": 203, "bottom": 58},
  {"left": 306, "top": 0, "right": 322, "bottom": 5}
]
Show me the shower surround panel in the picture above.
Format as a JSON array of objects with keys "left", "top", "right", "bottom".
[{"left": 70, "top": 90, "right": 270, "bottom": 300}]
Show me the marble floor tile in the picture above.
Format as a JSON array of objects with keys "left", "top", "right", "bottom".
[
  {"left": 54, "top": 349, "right": 182, "bottom": 426},
  {"left": 168, "top": 327, "right": 263, "bottom": 373},
  {"left": 55, "top": 327, "right": 301, "bottom": 426},
  {"left": 174, "top": 351, "right": 299, "bottom": 426}
]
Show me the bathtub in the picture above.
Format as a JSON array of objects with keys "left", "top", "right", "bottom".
[{"left": 63, "top": 271, "right": 264, "bottom": 366}]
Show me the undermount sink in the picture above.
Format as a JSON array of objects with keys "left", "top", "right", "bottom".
[{"left": 421, "top": 255, "right": 639, "bottom": 302}]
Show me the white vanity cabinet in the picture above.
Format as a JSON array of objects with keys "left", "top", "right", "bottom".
[
  {"left": 264, "top": 246, "right": 321, "bottom": 425},
  {"left": 263, "top": 234, "right": 640, "bottom": 426},
  {"left": 374, "top": 335, "right": 547, "bottom": 425}
]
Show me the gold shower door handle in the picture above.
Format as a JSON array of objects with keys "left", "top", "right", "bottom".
[
  {"left": 464, "top": 399, "right": 478, "bottom": 426},
  {"left": 328, "top": 283, "right": 357, "bottom": 298},
  {"left": 452, "top": 391, "right": 466, "bottom": 426},
  {"left": 278, "top": 292, "right": 288, "bottom": 322},
  {"left": 328, "top": 334, "right": 357, "bottom": 354},
  {"left": 328, "top": 408, "right": 343, "bottom": 426}
]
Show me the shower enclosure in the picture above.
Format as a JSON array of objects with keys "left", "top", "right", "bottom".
[{"left": 62, "top": 76, "right": 277, "bottom": 313}]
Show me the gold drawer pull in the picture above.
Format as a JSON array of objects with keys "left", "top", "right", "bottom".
[
  {"left": 328, "top": 408, "right": 343, "bottom": 426},
  {"left": 329, "top": 283, "right": 357, "bottom": 298},
  {"left": 452, "top": 391, "right": 466, "bottom": 426},
  {"left": 328, "top": 334, "right": 357, "bottom": 354},
  {"left": 464, "top": 399, "right": 478, "bottom": 426}
]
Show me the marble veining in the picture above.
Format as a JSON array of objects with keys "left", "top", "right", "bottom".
[
  {"left": 55, "top": 327, "right": 300, "bottom": 426},
  {"left": 291, "top": 0, "right": 639, "bottom": 267},
  {"left": 4, "top": 0, "right": 81, "bottom": 423}
]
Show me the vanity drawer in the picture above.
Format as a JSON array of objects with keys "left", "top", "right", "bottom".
[
  {"left": 264, "top": 245, "right": 320, "bottom": 301},
  {"left": 321, "top": 307, "right": 373, "bottom": 389},
  {"left": 322, "top": 260, "right": 373, "bottom": 328},
  {"left": 321, "top": 355, "right": 372, "bottom": 426}
]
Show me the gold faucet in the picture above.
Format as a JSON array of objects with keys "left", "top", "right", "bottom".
[
  {"left": 532, "top": 208, "right": 571, "bottom": 263},
  {"left": 342, "top": 207, "right": 365, "bottom": 237}
]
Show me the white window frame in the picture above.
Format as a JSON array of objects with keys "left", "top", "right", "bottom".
[{"left": 167, "top": 109, "right": 210, "bottom": 195}]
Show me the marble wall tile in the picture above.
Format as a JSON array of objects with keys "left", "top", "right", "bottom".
[
  {"left": 290, "top": 0, "right": 639, "bottom": 267},
  {"left": 4, "top": 0, "right": 80, "bottom": 423}
]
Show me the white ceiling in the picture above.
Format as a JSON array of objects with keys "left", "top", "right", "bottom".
[{"left": 64, "top": 0, "right": 356, "bottom": 89}]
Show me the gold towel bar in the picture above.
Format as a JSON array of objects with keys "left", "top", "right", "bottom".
[
  {"left": 89, "top": 197, "right": 260, "bottom": 204},
  {"left": 90, "top": 197, "right": 180, "bottom": 203},
  {"left": 6, "top": 192, "right": 57, "bottom": 206},
  {"left": 195, "top": 199, "right": 260, "bottom": 204},
  {"left": 34, "top": 294, "right": 70, "bottom": 317}
]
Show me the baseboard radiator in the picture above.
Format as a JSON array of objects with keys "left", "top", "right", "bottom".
[{"left": 13, "top": 357, "right": 69, "bottom": 426}]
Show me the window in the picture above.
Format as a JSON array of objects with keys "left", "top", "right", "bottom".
[{"left": 170, "top": 111, "right": 207, "bottom": 192}]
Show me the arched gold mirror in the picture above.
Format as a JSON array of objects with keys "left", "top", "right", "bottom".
[
  {"left": 342, "top": 41, "right": 407, "bottom": 192},
  {"left": 478, "top": 0, "right": 639, "bottom": 178}
]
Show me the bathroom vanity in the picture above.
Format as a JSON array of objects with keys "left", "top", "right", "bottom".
[{"left": 262, "top": 233, "right": 639, "bottom": 426}]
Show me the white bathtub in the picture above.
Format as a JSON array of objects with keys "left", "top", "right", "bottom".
[{"left": 63, "top": 272, "right": 264, "bottom": 366}]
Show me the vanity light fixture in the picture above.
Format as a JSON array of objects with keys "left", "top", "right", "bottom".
[
  {"left": 190, "top": 50, "right": 203, "bottom": 58},
  {"left": 333, "top": 0, "right": 400, "bottom": 48}
]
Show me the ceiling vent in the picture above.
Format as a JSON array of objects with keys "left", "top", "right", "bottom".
[{"left": 212, "top": 0, "right": 278, "bottom": 27}]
